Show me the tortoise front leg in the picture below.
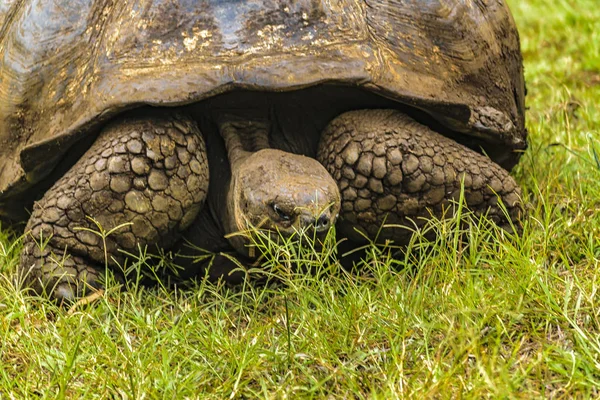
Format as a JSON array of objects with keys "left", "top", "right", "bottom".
[
  {"left": 19, "top": 112, "right": 209, "bottom": 300},
  {"left": 317, "top": 109, "right": 522, "bottom": 245}
]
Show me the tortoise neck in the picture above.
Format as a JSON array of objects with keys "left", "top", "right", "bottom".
[{"left": 216, "top": 113, "right": 271, "bottom": 171}]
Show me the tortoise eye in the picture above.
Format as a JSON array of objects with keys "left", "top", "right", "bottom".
[{"left": 272, "top": 203, "right": 291, "bottom": 221}]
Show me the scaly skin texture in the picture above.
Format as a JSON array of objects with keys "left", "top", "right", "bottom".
[
  {"left": 317, "top": 109, "right": 522, "bottom": 244},
  {"left": 19, "top": 112, "right": 209, "bottom": 300}
]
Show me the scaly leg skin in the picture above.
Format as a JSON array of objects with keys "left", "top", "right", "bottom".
[
  {"left": 19, "top": 112, "right": 209, "bottom": 301},
  {"left": 317, "top": 109, "right": 522, "bottom": 245}
]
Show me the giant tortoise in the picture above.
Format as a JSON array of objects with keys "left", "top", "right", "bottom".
[{"left": 0, "top": 0, "right": 526, "bottom": 300}]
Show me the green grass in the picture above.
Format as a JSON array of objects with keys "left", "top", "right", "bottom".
[{"left": 1, "top": 0, "right": 600, "bottom": 397}]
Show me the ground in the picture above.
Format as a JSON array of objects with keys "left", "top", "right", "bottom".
[{"left": 1, "top": 0, "right": 599, "bottom": 397}]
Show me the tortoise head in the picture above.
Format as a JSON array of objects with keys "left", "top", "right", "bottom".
[{"left": 225, "top": 148, "right": 341, "bottom": 257}]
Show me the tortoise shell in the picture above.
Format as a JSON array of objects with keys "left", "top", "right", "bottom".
[{"left": 0, "top": 0, "right": 526, "bottom": 216}]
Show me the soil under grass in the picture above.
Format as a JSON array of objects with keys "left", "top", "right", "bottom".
[{"left": 1, "top": 0, "right": 599, "bottom": 398}]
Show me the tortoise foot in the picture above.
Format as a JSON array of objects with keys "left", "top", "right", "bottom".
[
  {"left": 318, "top": 109, "right": 523, "bottom": 244},
  {"left": 20, "top": 241, "right": 104, "bottom": 301},
  {"left": 19, "top": 111, "right": 209, "bottom": 300}
]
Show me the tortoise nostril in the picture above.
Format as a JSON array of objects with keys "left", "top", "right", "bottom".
[
  {"left": 316, "top": 214, "right": 330, "bottom": 230},
  {"left": 298, "top": 212, "right": 331, "bottom": 233}
]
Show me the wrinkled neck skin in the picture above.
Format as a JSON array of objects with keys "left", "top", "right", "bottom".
[{"left": 216, "top": 112, "right": 341, "bottom": 258}]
